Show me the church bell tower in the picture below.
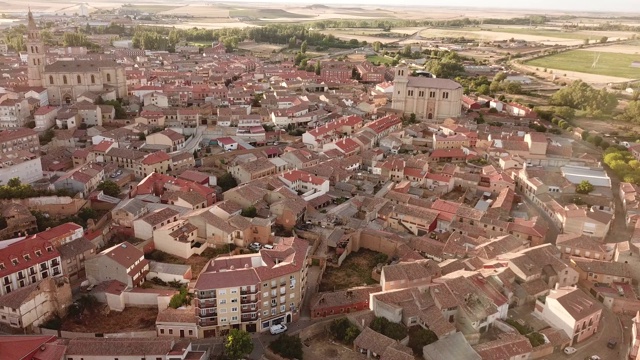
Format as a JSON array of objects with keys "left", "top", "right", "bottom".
[{"left": 26, "top": 8, "right": 45, "bottom": 87}]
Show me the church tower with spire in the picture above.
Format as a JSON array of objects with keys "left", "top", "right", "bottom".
[{"left": 26, "top": 9, "right": 44, "bottom": 87}]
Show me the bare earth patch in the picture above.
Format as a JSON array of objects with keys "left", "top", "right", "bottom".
[
  {"left": 319, "top": 249, "right": 382, "bottom": 292},
  {"left": 61, "top": 306, "right": 158, "bottom": 333}
]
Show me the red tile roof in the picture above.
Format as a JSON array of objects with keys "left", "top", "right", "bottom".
[
  {"left": 0, "top": 335, "right": 58, "bottom": 360},
  {"left": 0, "top": 237, "right": 59, "bottom": 278},
  {"left": 141, "top": 151, "right": 171, "bottom": 165}
]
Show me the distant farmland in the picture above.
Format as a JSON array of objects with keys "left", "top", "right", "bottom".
[{"left": 526, "top": 50, "right": 640, "bottom": 79}]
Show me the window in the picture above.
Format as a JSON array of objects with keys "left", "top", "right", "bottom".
[
  {"left": 220, "top": 317, "right": 227, "bottom": 323},
  {"left": 429, "top": 91, "right": 436, "bottom": 98},
  {"left": 263, "top": 310, "right": 268, "bottom": 316},
  {"left": 160, "top": 329, "right": 165, "bottom": 334},
  {"left": 231, "top": 307, "right": 238, "bottom": 312},
  {"left": 219, "top": 299, "right": 226, "bottom": 305},
  {"left": 218, "top": 289, "right": 226, "bottom": 295},
  {"left": 231, "top": 316, "right": 238, "bottom": 321},
  {"left": 0, "top": 263, "right": 4, "bottom": 270},
  {"left": 231, "top": 298, "right": 238, "bottom": 303},
  {"left": 106, "top": 73, "right": 111, "bottom": 82},
  {"left": 169, "top": 329, "right": 173, "bottom": 335},
  {"left": 91, "top": 75, "right": 95, "bottom": 84},
  {"left": 35, "top": 250, "right": 41, "bottom": 257},
  {"left": 418, "top": 91, "right": 425, "bottom": 97},
  {"left": 189, "top": 330, "right": 193, "bottom": 335},
  {"left": 77, "top": 75, "right": 81, "bottom": 84},
  {"left": 290, "top": 293, "right": 295, "bottom": 299},
  {"left": 220, "top": 308, "right": 227, "bottom": 313},
  {"left": 231, "top": 289, "right": 238, "bottom": 294},
  {"left": 407, "top": 90, "right": 414, "bottom": 96},
  {"left": 442, "top": 92, "right": 449, "bottom": 99},
  {"left": 63, "top": 75, "right": 67, "bottom": 85},
  {"left": 46, "top": 246, "right": 52, "bottom": 252},
  {"left": 280, "top": 305, "right": 286, "bottom": 313}
]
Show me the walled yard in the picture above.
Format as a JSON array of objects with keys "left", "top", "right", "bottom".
[{"left": 319, "top": 249, "right": 385, "bottom": 292}]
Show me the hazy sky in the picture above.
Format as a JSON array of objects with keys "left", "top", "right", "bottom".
[{"left": 243, "top": 0, "right": 638, "bottom": 13}]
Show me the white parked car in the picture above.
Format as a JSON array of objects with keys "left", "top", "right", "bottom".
[
  {"left": 563, "top": 347, "right": 577, "bottom": 355},
  {"left": 270, "top": 324, "right": 287, "bottom": 335},
  {"left": 263, "top": 244, "right": 274, "bottom": 250}
]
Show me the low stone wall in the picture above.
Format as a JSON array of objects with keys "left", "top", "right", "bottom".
[{"left": 39, "top": 327, "right": 157, "bottom": 338}]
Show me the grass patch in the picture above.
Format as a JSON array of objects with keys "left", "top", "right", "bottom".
[
  {"left": 319, "top": 249, "right": 384, "bottom": 291},
  {"left": 526, "top": 50, "right": 640, "bottom": 79},
  {"left": 229, "top": 9, "right": 313, "bottom": 19},
  {"left": 367, "top": 55, "right": 394, "bottom": 65}
]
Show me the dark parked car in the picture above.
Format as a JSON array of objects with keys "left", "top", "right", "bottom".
[{"left": 607, "top": 338, "right": 617, "bottom": 349}]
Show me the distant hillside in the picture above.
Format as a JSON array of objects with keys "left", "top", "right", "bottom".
[{"left": 304, "top": 4, "right": 331, "bottom": 9}]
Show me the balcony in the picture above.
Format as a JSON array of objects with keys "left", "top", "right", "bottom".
[
  {"left": 39, "top": 263, "right": 48, "bottom": 271},
  {"left": 51, "top": 259, "right": 60, "bottom": 267},
  {"left": 199, "top": 318, "right": 218, "bottom": 327},
  {"left": 197, "top": 290, "right": 217, "bottom": 299},
  {"left": 241, "top": 306, "right": 257, "bottom": 313},
  {"left": 17, "top": 272, "right": 25, "bottom": 280},
  {"left": 196, "top": 299, "right": 217, "bottom": 309},
  {"left": 241, "top": 297, "right": 259, "bottom": 305},
  {"left": 240, "top": 288, "right": 258, "bottom": 295},
  {"left": 241, "top": 314, "right": 258, "bottom": 322}
]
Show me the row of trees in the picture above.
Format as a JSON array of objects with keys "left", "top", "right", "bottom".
[
  {"left": 603, "top": 147, "right": 640, "bottom": 184},
  {"left": 549, "top": 80, "right": 618, "bottom": 117}
]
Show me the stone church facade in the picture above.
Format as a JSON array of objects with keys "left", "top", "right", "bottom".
[{"left": 27, "top": 11, "right": 127, "bottom": 105}]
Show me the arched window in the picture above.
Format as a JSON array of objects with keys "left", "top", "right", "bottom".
[
  {"left": 77, "top": 75, "right": 81, "bottom": 84},
  {"left": 49, "top": 76, "right": 54, "bottom": 85},
  {"left": 63, "top": 75, "right": 67, "bottom": 85},
  {"left": 91, "top": 75, "right": 95, "bottom": 84},
  {"left": 35, "top": 46, "right": 38, "bottom": 53},
  {"left": 106, "top": 73, "right": 111, "bottom": 82},
  {"left": 30, "top": 46, "right": 34, "bottom": 53}
]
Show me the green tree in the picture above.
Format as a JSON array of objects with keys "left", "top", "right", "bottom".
[
  {"left": 300, "top": 40, "right": 308, "bottom": 54},
  {"left": 329, "top": 317, "right": 361, "bottom": 345},
  {"left": 78, "top": 207, "right": 98, "bottom": 223},
  {"left": 408, "top": 327, "right": 438, "bottom": 356},
  {"left": 97, "top": 180, "right": 121, "bottom": 197},
  {"left": 493, "top": 72, "right": 507, "bottom": 82},
  {"left": 581, "top": 130, "right": 590, "bottom": 141},
  {"left": 370, "top": 316, "right": 407, "bottom": 340},
  {"left": 526, "top": 332, "right": 546, "bottom": 347},
  {"left": 241, "top": 206, "right": 257, "bottom": 218},
  {"left": 269, "top": 334, "right": 303, "bottom": 360},
  {"left": 314, "top": 60, "right": 321, "bottom": 75},
  {"left": 218, "top": 172, "right": 238, "bottom": 192},
  {"left": 477, "top": 84, "right": 490, "bottom": 95},
  {"left": 618, "top": 101, "right": 640, "bottom": 123},
  {"left": 224, "top": 329, "right": 254, "bottom": 360},
  {"left": 169, "top": 287, "right": 191, "bottom": 308},
  {"left": 504, "top": 81, "right": 522, "bottom": 94},
  {"left": 576, "top": 180, "right": 594, "bottom": 194},
  {"left": 372, "top": 41, "right": 382, "bottom": 52},
  {"left": 599, "top": 36, "right": 608, "bottom": 43},
  {"left": 7, "top": 178, "right": 21, "bottom": 188}
]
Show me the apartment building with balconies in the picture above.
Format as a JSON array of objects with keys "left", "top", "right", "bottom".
[
  {"left": 193, "top": 237, "right": 309, "bottom": 337},
  {"left": 0, "top": 236, "right": 63, "bottom": 296}
]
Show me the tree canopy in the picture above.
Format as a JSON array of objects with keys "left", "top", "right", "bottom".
[
  {"left": 550, "top": 80, "right": 618, "bottom": 116},
  {"left": 97, "top": 180, "right": 121, "bottom": 197},
  {"left": 224, "top": 329, "right": 254, "bottom": 360},
  {"left": 575, "top": 180, "right": 594, "bottom": 194}
]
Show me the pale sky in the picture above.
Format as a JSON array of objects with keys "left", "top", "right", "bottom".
[{"left": 243, "top": 0, "right": 638, "bottom": 13}]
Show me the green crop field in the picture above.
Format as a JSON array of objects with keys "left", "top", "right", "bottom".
[
  {"left": 526, "top": 50, "right": 640, "bottom": 79},
  {"left": 366, "top": 55, "right": 394, "bottom": 65},
  {"left": 121, "top": 5, "right": 180, "bottom": 14}
]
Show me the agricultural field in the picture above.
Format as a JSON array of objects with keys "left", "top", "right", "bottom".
[
  {"left": 228, "top": 8, "right": 314, "bottom": 19},
  {"left": 157, "top": 5, "right": 231, "bottom": 18},
  {"left": 366, "top": 55, "right": 395, "bottom": 65},
  {"left": 526, "top": 50, "right": 640, "bottom": 80},
  {"left": 321, "top": 29, "right": 400, "bottom": 44},
  {"left": 418, "top": 28, "right": 585, "bottom": 45},
  {"left": 120, "top": 4, "right": 180, "bottom": 14}
]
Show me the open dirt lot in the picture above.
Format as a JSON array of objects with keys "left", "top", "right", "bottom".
[
  {"left": 61, "top": 307, "right": 157, "bottom": 333},
  {"left": 319, "top": 249, "right": 383, "bottom": 292},
  {"left": 304, "top": 333, "right": 367, "bottom": 360}
]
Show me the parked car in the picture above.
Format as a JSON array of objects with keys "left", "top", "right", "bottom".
[
  {"left": 248, "top": 242, "right": 262, "bottom": 251},
  {"left": 608, "top": 338, "right": 618, "bottom": 349},
  {"left": 269, "top": 324, "right": 287, "bottom": 335},
  {"left": 564, "top": 347, "right": 577, "bottom": 355},
  {"left": 263, "top": 244, "right": 274, "bottom": 250},
  {"left": 585, "top": 356, "right": 601, "bottom": 360}
]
